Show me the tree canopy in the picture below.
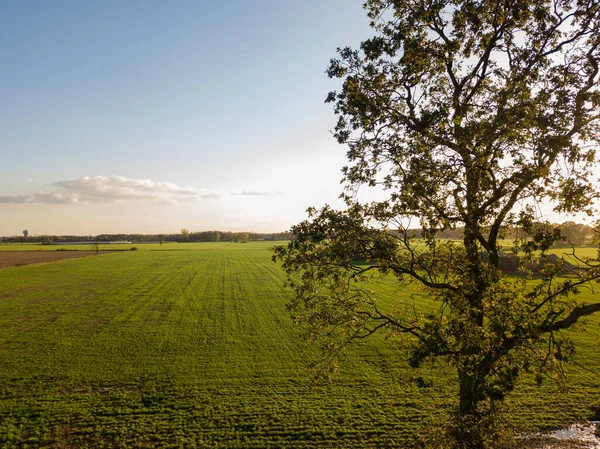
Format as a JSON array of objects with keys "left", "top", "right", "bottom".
[{"left": 274, "top": 0, "right": 600, "bottom": 447}]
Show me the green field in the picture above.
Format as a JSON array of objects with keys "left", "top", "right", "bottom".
[{"left": 0, "top": 242, "right": 599, "bottom": 448}]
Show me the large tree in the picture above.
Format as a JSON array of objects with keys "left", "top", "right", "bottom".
[{"left": 274, "top": 0, "right": 600, "bottom": 447}]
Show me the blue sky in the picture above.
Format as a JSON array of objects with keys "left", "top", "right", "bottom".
[{"left": 0, "top": 1, "right": 372, "bottom": 235}]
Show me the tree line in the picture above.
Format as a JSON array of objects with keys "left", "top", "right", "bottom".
[
  {"left": 433, "top": 221, "right": 596, "bottom": 246},
  {"left": 0, "top": 230, "right": 293, "bottom": 244},
  {"left": 1, "top": 224, "right": 593, "bottom": 246}
]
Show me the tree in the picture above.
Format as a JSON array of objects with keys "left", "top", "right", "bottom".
[
  {"left": 274, "top": 1, "right": 600, "bottom": 447},
  {"left": 558, "top": 221, "right": 592, "bottom": 245},
  {"left": 180, "top": 229, "right": 189, "bottom": 241}
]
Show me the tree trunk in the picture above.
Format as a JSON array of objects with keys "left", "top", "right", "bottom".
[{"left": 454, "top": 367, "right": 487, "bottom": 449}]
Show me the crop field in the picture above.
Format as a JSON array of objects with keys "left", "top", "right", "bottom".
[{"left": 0, "top": 242, "right": 599, "bottom": 448}]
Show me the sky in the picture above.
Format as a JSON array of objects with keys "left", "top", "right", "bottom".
[{"left": 0, "top": 1, "right": 374, "bottom": 236}]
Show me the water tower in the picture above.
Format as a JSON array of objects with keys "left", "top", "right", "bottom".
[{"left": 23, "top": 230, "right": 28, "bottom": 238}]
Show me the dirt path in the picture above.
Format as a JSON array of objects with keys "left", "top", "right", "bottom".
[{"left": 0, "top": 251, "right": 111, "bottom": 269}]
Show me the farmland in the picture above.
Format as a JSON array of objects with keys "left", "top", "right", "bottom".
[
  {"left": 0, "top": 250, "right": 112, "bottom": 270},
  {"left": 0, "top": 242, "right": 599, "bottom": 448}
]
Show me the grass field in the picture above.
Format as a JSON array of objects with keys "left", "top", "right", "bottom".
[{"left": 0, "top": 242, "right": 599, "bottom": 448}]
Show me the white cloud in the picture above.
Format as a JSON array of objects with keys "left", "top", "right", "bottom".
[
  {"left": 0, "top": 176, "right": 220, "bottom": 205},
  {"left": 33, "top": 191, "right": 81, "bottom": 204},
  {"left": 52, "top": 176, "right": 204, "bottom": 202},
  {"left": 0, "top": 176, "right": 288, "bottom": 206},
  {"left": 237, "top": 190, "right": 283, "bottom": 197}
]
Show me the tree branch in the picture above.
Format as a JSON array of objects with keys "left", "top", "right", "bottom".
[{"left": 546, "top": 303, "right": 600, "bottom": 331}]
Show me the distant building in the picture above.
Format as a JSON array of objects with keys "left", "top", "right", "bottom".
[{"left": 23, "top": 230, "right": 28, "bottom": 238}]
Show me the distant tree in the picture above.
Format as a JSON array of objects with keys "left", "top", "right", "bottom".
[
  {"left": 158, "top": 234, "right": 165, "bottom": 246},
  {"left": 40, "top": 235, "right": 54, "bottom": 245},
  {"left": 240, "top": 232, "right": 250, "bottom": 243},
  {"left": 275, "top": 1, "right": 600, "bottom": 447},
  {"left": 272, "top": 231, "right": 293, "bottom": 241},
  {"left": 180, "top": 229, "right": 189, "bottom": 241},
  {"left": 559, "top": 221, "right": 593, "bottom": 245}
]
